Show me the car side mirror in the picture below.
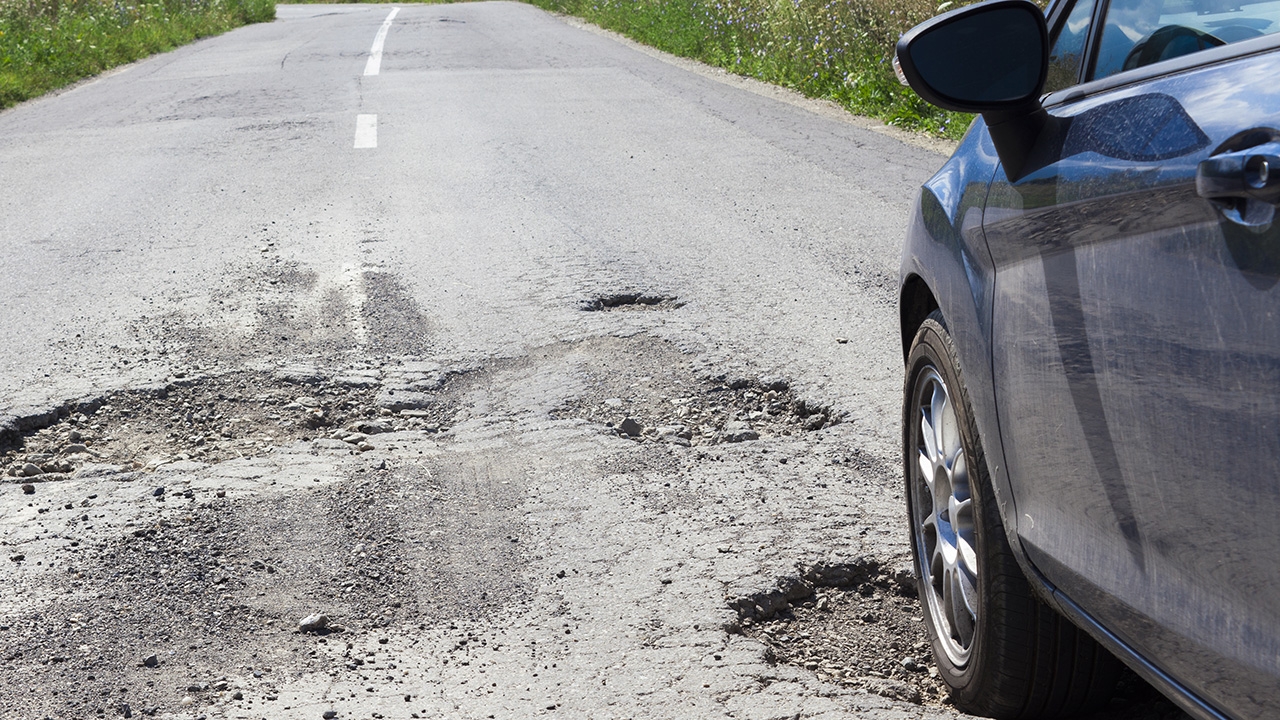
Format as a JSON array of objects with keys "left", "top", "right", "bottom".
[{"left": 895, "top": 0, "right": 1052, "bottom": 180}]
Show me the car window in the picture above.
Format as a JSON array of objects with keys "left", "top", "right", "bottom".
[
  {"left": 1092, "top": 0, "right": 1280, "bottom": 79},
  {"left": 1046, "top": 0, "right": 1099, "bottom": 91}
]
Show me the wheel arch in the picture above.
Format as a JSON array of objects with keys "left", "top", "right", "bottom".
[{"left": 900, "top": 274, "right": 939, "bottom": 364}]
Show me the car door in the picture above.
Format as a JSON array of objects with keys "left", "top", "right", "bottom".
[{"left": 981, "top": 3, "right": 1280, "bottom": 715}]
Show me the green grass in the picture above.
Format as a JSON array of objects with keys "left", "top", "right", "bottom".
[
  {"left": 0, "top": 0, "right": 275, "bottom": 110},
  {"left": 525, "top": 0, "right": 975, "bottom": 140}
]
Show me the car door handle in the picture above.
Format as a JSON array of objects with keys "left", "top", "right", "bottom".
[{"left": 1197, "top": 142, "right": 1280, "bottom": 205}]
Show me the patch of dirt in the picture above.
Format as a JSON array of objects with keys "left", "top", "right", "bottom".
[{"left": 1, "top": 368, "right": 463, "bottom": 481}]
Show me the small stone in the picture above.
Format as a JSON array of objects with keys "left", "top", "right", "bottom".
[
  {"left": 902, "top": 656, "right": 922, "bottom": 672},
  {"left": 804, "top": 414, "right": 827, "bottom": 431},
  {"left": 68, "top": 429, "right": 83, "bottom": 442},
  {"left": 376, "top": 389, "right": 432, "bottom": 412},
  {"left": 122, "top": 703, "right": 132, "bottom": 718},
  {"left": 141, "top": 654, "right": 159, "bottom": 668},
  {"left": 760, "top": 376, "right": 789, "bottom": 392},
  {"left": 20, "top": 483, "right": 34, "bottom": 495},
  {"left": 603, "top": 398, "right": 623, "bottom": 408},
  {"left": 349, "top": 419, "right": 393, "bottom": 435},
  {"left": 9, "top": 554, "right": 24, "bottom": 562},
  {"left": 232, "top": 691, "right": 243, "bottom": 700},
  {"left": 295, "top": 396, "right": 321, "bottom": 408},
  {"left": 62, "top": 443, "right": 89, "bottom": 455},
  {"left": 836, "top": 337, "right": 849, "bottom": 344},
  {"left": 617, "top": 418, "right": 643, "bottom": 437},
  {"left": 323, "top": 711, "right": 338, "bottom": 719},
  {"left": 356, "top": 442, "right": 374, "bottom": 452},
  {"left": 20, "top": 463, "right": 43, "bottom": 477},
  {"left": 299, "top": 612, "right": 330, "bottom": 633},
  {"left": 656, "top": 424, "right": 692, "bottom": 441},
  {"left": 179, "top": 696, "right": 195, "bottom": 707},
  {"left": 721, "top": 421, "right": 758, "bottom": 443},
  {"left": 152, "top": 487, "right": 165, "bottom": 497}
]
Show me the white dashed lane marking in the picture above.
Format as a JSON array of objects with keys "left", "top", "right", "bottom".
[
  {"left": 364, "top": 7, "right": 400, "bottom": 76},
  {"left": 354, "top": 114, "right": 377, "bottom": 149}
]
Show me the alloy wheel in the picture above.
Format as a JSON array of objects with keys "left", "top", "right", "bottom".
[{"left": 910, "top": 365, "right": 979, "bottom": 668}]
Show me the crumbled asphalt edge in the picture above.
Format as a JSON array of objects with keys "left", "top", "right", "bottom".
[{"left": 0, "top": 367, "right": 467, "bottom": 481}]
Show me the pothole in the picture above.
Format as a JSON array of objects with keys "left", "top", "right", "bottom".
[
  {"left": 1, "top": 367, "right": 464, "bottom": 481},
  {"left": 729, "top": 559, "right": 947, "bottom": 706},
  {"left": 579, "top": 293, "right": 683, "bottom": 311},
  {"left": 549, "top": 336, "right": 843, "bottom": 446},
  {"left": 733, "top": 562, "right": 1193, "bottom": 719}
]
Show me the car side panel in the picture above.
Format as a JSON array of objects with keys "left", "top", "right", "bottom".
[{"left": 983, "top": 52, "right": 1280, "bottom": 718}]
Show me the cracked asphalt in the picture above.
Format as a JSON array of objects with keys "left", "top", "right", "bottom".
[{"left": 0, "top": 3, "right": 1189, "bottom": 720}]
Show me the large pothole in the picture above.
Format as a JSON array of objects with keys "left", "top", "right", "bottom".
[{"left": 1, "top": 366, "right": 467, "bottom": 482}]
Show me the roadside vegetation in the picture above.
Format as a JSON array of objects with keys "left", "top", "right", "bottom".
[
  {"left": 525, "top": 0, "right": 973, "bottom": 139},
  {"left": 0, "top": 0, "right": 275, "bottom": 110}
]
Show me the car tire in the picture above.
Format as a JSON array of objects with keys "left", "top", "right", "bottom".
[{"left": 904, "top": 310, "right": 1118, "bottom": 719}]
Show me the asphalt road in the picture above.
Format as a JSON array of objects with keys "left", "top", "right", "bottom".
[{"left": 0, "top": 4, "right": 983, "bottom": 719}]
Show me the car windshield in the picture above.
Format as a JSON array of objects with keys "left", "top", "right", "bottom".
[{"left": 1093, "top": 0, "right": 1280, "bottom": 78}]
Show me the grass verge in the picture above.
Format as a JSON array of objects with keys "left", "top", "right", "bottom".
[
  {"left": 0, "top": 0, "right": 276, "bottom": 110},
  {"left": 524, "top": 0, "right": 974, "bottom": 139}
]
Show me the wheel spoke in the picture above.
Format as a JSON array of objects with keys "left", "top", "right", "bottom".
[
  {"left": 918, "top": 449, "right": 935, "bottom": 493},
  {"left": 950, "top": 569, "right": 976, "bottom": 643},
  {"left": 930, "top": 385, "right": 949, "bottom": 462},
  {"left": 920, "top": 399, "right": 939, "bottom": 464}
]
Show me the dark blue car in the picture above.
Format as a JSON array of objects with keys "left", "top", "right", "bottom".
[{"left": 894, "top": 0, "right": 1280, "bottom": 717}]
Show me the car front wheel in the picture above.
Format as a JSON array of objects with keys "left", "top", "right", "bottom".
[{"left": 904, "top": 310, "right": 1118, "bottom": 719}]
